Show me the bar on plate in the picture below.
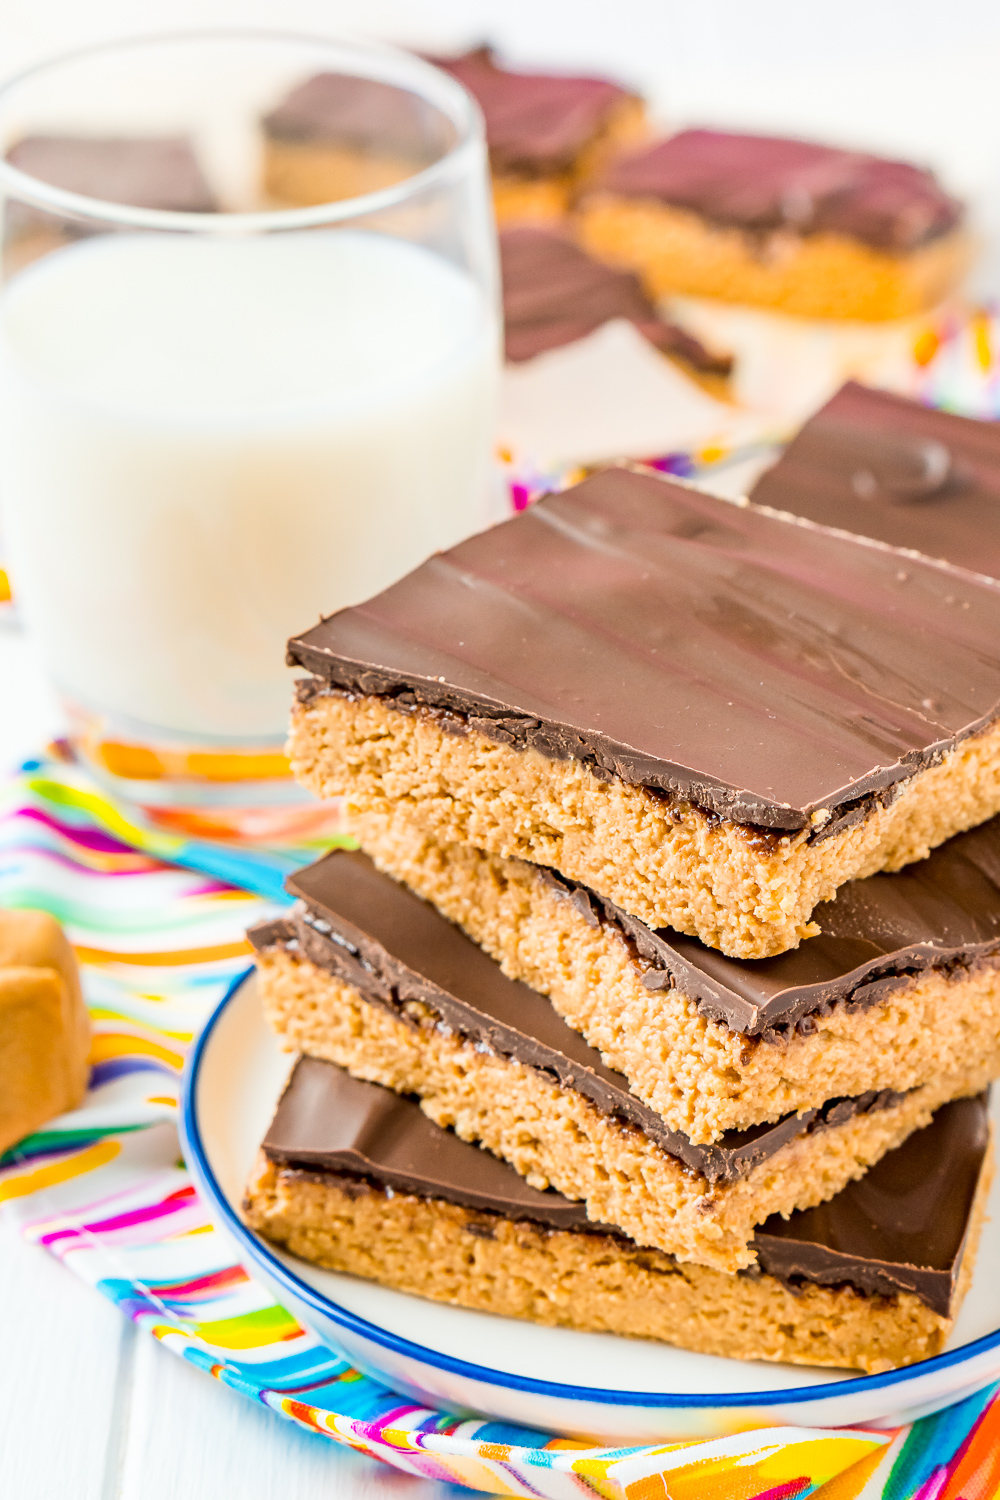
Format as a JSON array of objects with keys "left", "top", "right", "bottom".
[{"left": 243, "top": 1054, "right": 992, "bottom": 1375}]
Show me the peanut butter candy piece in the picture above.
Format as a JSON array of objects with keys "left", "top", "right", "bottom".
[{"left": 0, "top": 909, "right": 91, "bottom": 1156}]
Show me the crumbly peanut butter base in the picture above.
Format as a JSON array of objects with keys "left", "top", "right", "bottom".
[
  {"left": 254, "top": 946, "right": 989, "bottom": 1272},
  {"left": 575, "top": 197, "right": 971, "bottom": 320},
  {"left": 287, "top": 692, "right": 1000, "bottom": 959},
  {"left": 244, "top": 1151, "right": 990, "bottom": 1374}
]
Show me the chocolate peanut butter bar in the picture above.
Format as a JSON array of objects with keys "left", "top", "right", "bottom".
[
  {"left": 750, "top": 381, "right": 1000, "bottom": 580},
  {"left": 576, "top": 129, "right": 968, "bottom": 320},
  {"left": 347, "top": 810, "right": 1000, "bottom": 1142},
  {"left": 431, "top": 48, "right": 646, "bottom": 225},
  {"left": 248, "top": 849, "right": 990, "bottom": 1272},
  {"left": 287, "top": 467, "right": 1000, "bottom": 959},
  {"left": 243, "top": 1056, "right": 992, "bottom": 1374},
  {"left": 3, "top": 135, "right": 217, "bottom": 271},
  {"left": 261, "top": 72, "right": 448, "bottom": 206},
  {"left": 500, "top": 225, "right": 731, "bottom": 387}
]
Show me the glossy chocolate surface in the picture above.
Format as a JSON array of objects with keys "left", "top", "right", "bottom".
[
  {"left": 264, "top": 1054, "right": 594, "bottom": 1229},
  {"left": 288, "top": 467, "right": 1000, "bottom": 833},
  {"left": 500, "top": 226, "right": 730, "bottom": 370},
  {"left": 750, "top": 381, "right": 1000, "bottom": 581},
  {"left": 5, "top": 135, "right": 216, "bottom": 212},
  {"left": 545, "top": 813, "right": 1000, "bottom": 1036},
  {"left": 249, "top": 848, "right": 904, "bottom": 1179},
  {"left": 593, "top": 129, "right": 962, "bottom": 250},
  {"left": 263, "top": 1053, "right": 988, "bottom": 1313},
  {"left": 431, "top": 47, "right": 633, "bottom": 176},
  {"left": 753, "top": 1094, "right": 989, "bottom": 1312}
]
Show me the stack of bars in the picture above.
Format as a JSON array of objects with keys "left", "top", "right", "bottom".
[{"left": 244, "top": 462, "right": 1000, "bottom": 1375}]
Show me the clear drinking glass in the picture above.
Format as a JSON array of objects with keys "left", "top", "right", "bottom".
[{"left": 0, "top": 31, "right": 499, "bottom": 821}]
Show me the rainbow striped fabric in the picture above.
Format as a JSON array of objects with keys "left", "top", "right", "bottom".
[{"left": 2, "top": 754, "right": 1000, "bottom": 1500}]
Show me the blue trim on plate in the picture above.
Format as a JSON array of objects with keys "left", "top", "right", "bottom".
[{"left": 181, "top": 973, "right": 1000, "bottom": 1411}]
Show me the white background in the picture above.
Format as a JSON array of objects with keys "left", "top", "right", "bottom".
[{"left": 3, "top": 2, "right": 1000, "bottom": 1494}]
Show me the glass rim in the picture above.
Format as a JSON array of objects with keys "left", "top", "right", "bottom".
[{"left": 0, "top": 26, "right": 485, "bottom": 234}]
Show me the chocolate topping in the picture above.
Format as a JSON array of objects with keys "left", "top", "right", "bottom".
[
  {"left": 264, "top": 1054, "right": 594, "bottom": 1230},
  {"left": 263, "top": 1053, "right": 989, "bottom": 1314},
  {"left": 750, "top": 382, "right": 1000, "bottom": 583},
  {"left": 4, "top": 135, "right": 216, "bottom": 212},
  {"left": 431, "top": 47, "right": 634, "bottom": 177},
  {"left": 754, "top": 1094, "right": 989, "bottom": 1312},
  {"left": 592, "top": 130, "right": 962, "bottom": 251},
  {"left": 261, "top": 72, "right": 450, "bottom": 163},
  {"left": 249, "top": 848, "right": 905, "bottom": 1180},
  {"left": 500, "top": 226, "right": 731, "bottom": 371},
  {"left": 288, "top": 467, "right": 1000, "bottom": 833},
  {"left": 541, "top": 811, "right": 1000, "bottom": 1035}
]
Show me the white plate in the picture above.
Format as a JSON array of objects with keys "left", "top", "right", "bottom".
[{"left": 181, "top": 971, "right": 1000, "bottom": 1442}]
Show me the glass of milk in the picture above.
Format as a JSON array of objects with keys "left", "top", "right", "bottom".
[{"left": 0, "top": 32, "right": 499, "bottom": 816}]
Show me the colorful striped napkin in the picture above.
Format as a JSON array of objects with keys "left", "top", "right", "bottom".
[{"left": 2, "top": 753, "right": 1000, "bottom": 1500}]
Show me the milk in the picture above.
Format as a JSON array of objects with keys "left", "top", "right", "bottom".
[{"left": 0, "top": 230, "right": 498, "bottom": 739}]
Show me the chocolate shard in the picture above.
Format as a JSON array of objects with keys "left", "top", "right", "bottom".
[
  {"left": 500, "top": 226, "right": 731, "bottom": 371},
  {"left": 262, "top": 1053, "right": 990, "bottom": 1315},
  {"left": 750, "top": 381, "right": 1000, "bottom": 583},
  {"left": 250, "top": 848, "right": 905, "bottom": 1182},
  {"left": 4, "top": 135, "right": 216, "bottom": 212},
  {"left": 428, "top": 47, "right": 635, "bottom": 178},
  {"left": 540, "top": 811, "right": 1000, "bottom": 1034},
  {"left": 287, "top": 467, "right": 1000, "bottom": 833},
  {"left": 591, "top": 130, "right": 962, "bottom": 251}
]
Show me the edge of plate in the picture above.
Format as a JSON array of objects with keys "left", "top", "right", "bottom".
[{"left": 180, "top": 967, "right": 1000, "bottom": 1412}]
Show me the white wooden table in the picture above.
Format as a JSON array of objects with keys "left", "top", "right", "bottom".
[{"left": 0, "top": 622, "right": 454, "bottom": 1500}]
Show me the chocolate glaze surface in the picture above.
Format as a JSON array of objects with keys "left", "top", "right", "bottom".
[
  {"left": 500, "top": 226, "right": 731, "bottom": 370},
  {"left": 249, "top": 847, "right": 904, "bottom": 1177},
  {"left": 5, "top": 135, "right": 216, "bottom": 212},
  {"left": 262, "top": 1053, "right": 989, "bottom": 1314},
  {"left": 430, "top": 47, "right": 633, "bottom": 176},
  {"left": 542, "top": 813, "right": 1000, "bottom": 1035},
  {"left": 753, "top": 1093, "right": 989, "bottom": 1312},
  {"left": 288, "top": 467, "right": 1000, "bottom": 833},
  {"left": 261, "top": 72, "right": 450, "bottom": 161},
  {"left": 750, "top": 381, "right": 1000, "bottom": 582},
  {"left": 592, "top": 130, "right": 962, "bottom": 251},
  {"left": 264, "top": 1054, "right": 594, "bottom": 1229}
]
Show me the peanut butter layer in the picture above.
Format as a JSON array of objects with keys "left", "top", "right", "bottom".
[
  {"left": 291, "top": 687, "right": 1000, "bottom": 960},
  {"left": 349, "top": 812, "right": 1000, "bottom": 1142},
  {"left": 244, "top": 1158, "right": 975, "bottom": 1374},
  {"left": 576, "top": 203, "right": 968, "bottom": 322},
  {"left": 287, "top": 469, "right": 1000, "bottom": 958},
  {"left": 251, "top": 935, "right": 985, "bottom": 1271}
]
